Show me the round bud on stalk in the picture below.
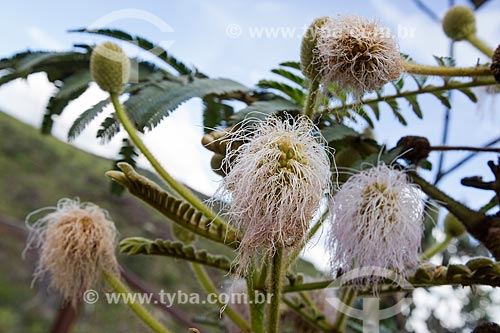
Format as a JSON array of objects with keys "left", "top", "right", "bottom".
[
  {"left": 491, "top": 45, "right": 500, "bottom": 83},
  {"left": 301, "top": 17, "right": 329, "bottom": 80},
  {"left": 24, "top": 198, "right": 119, "bottom": 306},
  {"left": 90, "top": 42, "right": 130, "bottom": 93},
  {"left": 397, "top": 136, "right": 431, "bottom": 164},
  {"left": 444, "top": 212, "right": 466, "bottom": 238},
  {"left": 442, "top": 6, "right": 477, "bottom": 41}
]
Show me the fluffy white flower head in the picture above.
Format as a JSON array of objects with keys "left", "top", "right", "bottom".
[
  {"left": 216, "top": 115, "right": 331, "bottom": 275},
  {"left": 315, "top": 15, "right": 403, "bottom": 93},
  {"left": 25, "top": 198, "right": 119, "bottom": 306},
  {"left": 329, "top": 164, "right": 424, "bottom": 291}
]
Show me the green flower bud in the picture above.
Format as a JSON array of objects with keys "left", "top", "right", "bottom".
[
  {"left": 210, "top": 153, "right": 226, "bottom": 176},
  {"left": 301, "top": 17, "right": 328, "bottom": 80},
  {"left": 414, "top": 263, "right": 436, "bottom": 282},
  {"left": 442, "top": 6, "right": 476, "bottom": 41},
  {"left": 466, "top": 257, "right": 494, "bottom": 271},
  {"left": 443, "top": 213, "right": 466, "bottom": 238},
  {"left": 491, "top": 45, "right": 500, "bottom": 83},
  {"left": 446, "top": 264, "right": 472, "bottom": 279},
  {"left": 90, "top": 42, "right": 130, "bottom": 94}
]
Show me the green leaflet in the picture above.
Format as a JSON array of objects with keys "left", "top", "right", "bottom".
[
  {"left": 54, "top": 70, "right": 92, "bottom": 99},
  {"left": 270, "top": 68, "right": 307, "bottom": 88},
  {"left": 279, "top": 61, "right": 301, "bottom": 70},
  {"left": 120, "top": 237, "right": 233, "bottom": 272},
  {"left": 326, "top": 78, "right": 496, "bottom": 127},
  {"left": 233, "top": 97, "right": 302, "bottom": 121},
  {"left": 67, "top": 98, "right": 110, "bottom": 141},
  {"left": 41, "top": 70, "right": 93, "bottom": 135},
  {"left": 106, "top": 162, "right": 239, "bottom": 248},
  {"left": 96, "top": 115, "right": 120, "bottom": 143},
  {"left": 0, "top": 50, "right": 90, "bottom": 85},
  {"left": 71, "top": 28, "right": 195, "bottom": 76},
  {"left": 111, "top": 138, "right": 139, "bottom": 195},
  {"left": 202, "top": 95, "right": 234, "bottom": 134},
  {"left": 320, "top": 123, "right": 360, "bottom": 142},
  {"left": 138, "top": 78, "right": 249, "bottom": 130},
  {"left": 42, "top": 86, "right": 88, "bottom": 135},
  {"left": 257, "top": 79, "right": 306, "bottom": 105}
]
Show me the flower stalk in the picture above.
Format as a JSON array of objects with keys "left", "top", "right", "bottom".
[
  {"left": 466, "top": 34, "right": 495, "bottom": 58},
  {"left": 304, "top": 78, "right": 320, "bottom": 119},
  {"left": 190, "top": 263, "right": 251, "bottom": 332},
  {"left": 403, "top": 62, "right": 492, "bottom": 77},
  {"left": 266, "top": 246, "right": 284, "bottom": 333},
  {"left": 104, "top": 271, "right": 173, "bottom": 333},
  {"left": 333, "top": 287, "right": 357, "bottom": 330},
  {"left": 420, "top": 235, "right": 453, "bottom": 261},
  {"left": 109, "top": 93, "right": 233, "bottom": 235}
]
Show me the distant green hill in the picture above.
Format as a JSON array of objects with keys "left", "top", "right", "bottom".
[
  {"left": 0, "top": 111, "right": 213, "bottom": 332},
  {"left": 0, "top": 111, "right": 319, "bottom": 333}
]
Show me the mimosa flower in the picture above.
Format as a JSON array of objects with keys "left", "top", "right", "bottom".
[
  {"left": 25, "top": 198, "right": 119, "bottom": 305},
  {"left": 215, "top": 115, "right": 331, "bottom": 276},
  {"left": 329, "top": 164, "right": 424, "bottom": 291},
  {"left": 315, "top": 15, "right": 403, "bottom": 93}
]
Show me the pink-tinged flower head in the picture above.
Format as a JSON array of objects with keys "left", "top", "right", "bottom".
[
  {"left": 25, "top": 198, "right": 119, "bottom": 306},
  {"left": 215, "top": 115, "right": 331, "bottom": 276},
  {"left": 315, "top": 15, "right": 403, "bottom": 93},
  {"left": 329, "top": 164, "right": 424, "bottom": 291}
]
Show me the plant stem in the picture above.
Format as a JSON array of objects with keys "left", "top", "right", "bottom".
[
  {"left": 282, "top": 274, "right": 500, "bottom": 293},
  {"left": 333, "top": 287, "right": 356, "bottom": 330},
  {"left": 403, "top": 62, "right": 491, "bottom": 76},
  {"left": 110, "top": 93, "right": 234, "bottom": 235},
  {"left": 409, "top": 171, "right": 485, "bottom": 228},
  {"left": 430, "top": 146, "right": 500, "bottom": 153},
  {"left": 246, "top": 277, "right": 265, "bottom": 333},
  {"left": 103, "top": 271, "right": 173, "bottom": 333},
  {"left": 281, "top": 297, "right": 333, "bottom": 332},
  {"left": 420, "top": 235, "right": 453, "bottom": 261},
  {"left": 257, "top": 259, "right": 269, "bottom": 290},
  {"left": 266, "top": 247, "right": 284, "bottom": 333},
  {"left": 190, "top": 263, "right": 251, "bottom": 332},
  {"left": 325, "top": 77, "right": 497, "bottom": 115},
  {"left": 466, "top": 34, "right": 495, "bottom": 58},
  {"left": 304, "top": 78, "right": 320, "bottom": 119}
]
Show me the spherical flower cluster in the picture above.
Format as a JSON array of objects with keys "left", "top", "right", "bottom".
[
  {"left": 329, "top": 164, "right": 424, "bottom": 290},
  {"left": 25, "top": 198, "right": 119, "bottom": 305},
  {"left": 314, "top": 15, "right": 403, "bottom": 93},
  {"left": 90, "top": 42, "right": 130, "bottom": 94},
  {"left": 442, "top": 6, "right": 476, "bottom": 41},
  {"left": 215, "top": 116, "right": 331, "bottom": 276}
]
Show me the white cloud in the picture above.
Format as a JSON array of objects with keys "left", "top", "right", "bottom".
[{"left": 26, "top": 26, "right": 65, "bottom": 51}]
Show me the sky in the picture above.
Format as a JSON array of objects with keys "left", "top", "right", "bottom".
[{"left": 1, "top": 1, "right": 500, "bottom": 330}]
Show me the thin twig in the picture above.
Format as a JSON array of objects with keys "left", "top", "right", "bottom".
[
  {"left": 431, "top": 145, "right": 500, "bottom": 153},
  {"left": 435, "top": 136, "right": 500, "bottom": 184}
]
